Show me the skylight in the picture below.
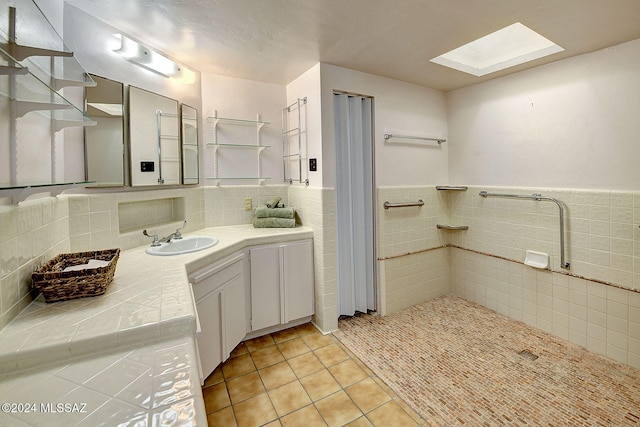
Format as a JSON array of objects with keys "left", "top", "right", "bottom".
[{"left": 430, "top": 22, "right": 564, "bottom": 77}]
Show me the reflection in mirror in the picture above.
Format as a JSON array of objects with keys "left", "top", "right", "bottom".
[
  {"left": 129, "top": 86, "right": 180, "bottom": 186},
  {"left": 85, "top": 74, "right": 125, "bottom": 186},
  {"left": 181, "top": 104, "right": 199, "bottom": 184}
]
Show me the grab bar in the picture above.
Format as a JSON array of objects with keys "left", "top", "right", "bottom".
[
  {"left": 383, "top": 199, "right": 424, "bottom": 209},
  {"left": 479, "top": 191, "right": 570, "bottom": 269}
]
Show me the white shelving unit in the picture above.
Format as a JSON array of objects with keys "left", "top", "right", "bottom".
[
  {"left": 0, "top": 0, "right": 96, "bottom": 203},
  {"left": 205, "top": 111, "right": 271, "bottom": 184}
]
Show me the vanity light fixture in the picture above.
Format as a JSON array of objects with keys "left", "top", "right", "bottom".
[
  {"left": 430, "top": 22, "right": 564, "bottom": 77},
  {"left": 113, "top": 34, "right": 180, "bottom": 78}
]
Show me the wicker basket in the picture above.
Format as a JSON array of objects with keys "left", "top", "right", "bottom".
[{"left": 32, "top": 248, "right": 120, "bottom": 303}]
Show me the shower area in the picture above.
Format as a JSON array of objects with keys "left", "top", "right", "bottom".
[
  {"left": 338, "top": 183, "right": 640, "bottom": 425},
  {"left": 318, "top": 37, "right": 640, "bottom": 425}
]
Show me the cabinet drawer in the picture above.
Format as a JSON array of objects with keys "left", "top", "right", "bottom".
[{"left": 190, "top": 253, "right": 244, "bottom": 301}]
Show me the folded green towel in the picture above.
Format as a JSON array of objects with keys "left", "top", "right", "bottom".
[
  {"left": 253, "top": 218, "right": 296, "bottom": 228},
  {"left": 265, "top": 196, "right": 281, "bottom": 208},
  {"left": 255, "top": 204, "right": 295, "bottom": 219}
]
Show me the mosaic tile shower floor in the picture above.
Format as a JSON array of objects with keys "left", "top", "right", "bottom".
[{"left": 333, "top": 295, "right": 640, "bottom": 426}]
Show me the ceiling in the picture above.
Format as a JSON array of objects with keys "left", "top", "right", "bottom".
[{"left": 65, "top": 0, "right": 640, "bottom": 92}]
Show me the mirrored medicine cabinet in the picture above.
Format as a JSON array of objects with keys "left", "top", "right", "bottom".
[
  {"left": 85, "top": 74, "right": 125, "bottom": 186},
  {"left": 84, "top": 78, "right": 200, "bottom": 188}
]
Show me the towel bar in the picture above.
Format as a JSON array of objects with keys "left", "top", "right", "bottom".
[{"left": 383, "top": 199, "right": 424, "bottom": 209}]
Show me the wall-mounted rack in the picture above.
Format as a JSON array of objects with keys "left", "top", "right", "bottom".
[
  {"left": 282, "top": 97, "right": 308, "bottom": 186},
  {"left": 383, "top": 199, "right": 424, "bottom": 209},
  {"left": 479, "top": 190, "right": 570, "bottom": 270},
  {"left": 384, "top": 133, "right": 446, "bottom": 145}
]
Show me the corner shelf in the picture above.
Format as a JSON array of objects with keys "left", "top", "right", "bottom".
[
  {"left": 436, "top": 186, "right": 468, "bottom": 191},
  {"left": 436, "top": 224, "right": 469, "bottom": 231},
  {"left": 206, "top": 111, "right": 270, "bottom": 184}
]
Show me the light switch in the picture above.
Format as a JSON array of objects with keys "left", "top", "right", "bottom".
[{"left": 244, "top": 198, "right": 253, "bottom": 210}]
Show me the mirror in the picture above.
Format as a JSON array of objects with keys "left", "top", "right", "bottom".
[
  {"left": 129, "top": 86, "right": 180, "bottom": 186},
  {"left": 181, "top": 104, "right": 199, "bottom": 184},
  {"left": 85, "top": 74, "right": 125, "bottom": 186}
]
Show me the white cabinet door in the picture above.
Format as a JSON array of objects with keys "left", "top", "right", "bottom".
[
  {"left": 195, "top": 289, "right": 222, "bottom": 379},
  {"left": 222, "top": 273, "right": 246, "bottom": 360},
  {"left": 191, "top": 253, "right": 246, "bottom": 380},
  {"left": 282, "top": 240, "right": 315, "bottom": 323},
  {"left": 249, "top": 245, "right": 281, "bottom": 330},
  {"left": 250, "top": 239, "right": 314, "bottom": 331}
]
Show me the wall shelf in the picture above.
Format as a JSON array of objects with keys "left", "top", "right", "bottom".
[
  {"left": 0, "top": 1, "right": 95, "bottom": 201},
  {"left": 206, "top": 111, "right": 270, "bottom": 183},
  {"left": 436, "top": 186, "right": 468, "bottom": 191},
  {"left": 436, "top": 224, "right": 469, "bottom": 231}
]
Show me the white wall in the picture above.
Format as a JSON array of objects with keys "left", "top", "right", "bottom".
[
  {"left": 319, "top": 64, "right": 448, "bottom": 188},
  {"left": 447, "top": 38, "right": 640, "bottom": 190}
]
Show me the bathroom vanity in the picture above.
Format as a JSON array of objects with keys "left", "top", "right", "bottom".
[{"left": 0, "top": 224, "right": 313, "bottom": 426}]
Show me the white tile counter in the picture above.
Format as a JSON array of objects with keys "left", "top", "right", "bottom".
[{"left": 0, "top": 225, "right": 313, "bottom": 426}]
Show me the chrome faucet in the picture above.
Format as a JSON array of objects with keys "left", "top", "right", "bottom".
[
  {"left": 143, "top": 230, "right": 161, "bottom": 247},
  {"left": 143, "top": 221, "right": 187, "bottom": 245},
  {"left": 159, "top": 221, "right": 187, "bottom": 243}
]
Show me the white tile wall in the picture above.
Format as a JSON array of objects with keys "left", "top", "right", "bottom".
[
  {"left": 0, "top": 197, "right": 70, "bottom": 330},
  {"left": 204, "top": 185, "right": 289, "bottom": 227},
  {"left": 288, "top": 185, "right": 337, "bottom": 332},
  {"left": 443, "top": 186, "right": 640, "bottom": 369}
]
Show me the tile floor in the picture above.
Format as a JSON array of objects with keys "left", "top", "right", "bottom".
[{"left": 203, "top": 322, "right": 425, "bottom": 426}]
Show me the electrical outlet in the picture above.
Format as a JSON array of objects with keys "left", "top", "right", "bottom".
[{"left": 244, "top": 198, "right": 253, "bottom": 210}]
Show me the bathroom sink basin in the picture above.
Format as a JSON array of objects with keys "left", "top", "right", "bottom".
[{"left": 145, "top": 236, "right": 219, "bottom": 256}]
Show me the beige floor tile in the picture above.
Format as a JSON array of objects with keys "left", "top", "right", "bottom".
[
  {"left": 278, "top": 337, "right": 311, "bottom": 359},
  {"left": 203, "top": 382, "right": 231, "bottom": 414},
  {"left": 272, "top": 327, "right": 300, "bottom": 343},
  {"left": 233, "top": 393, "right": 278, "bottom": 427},
  {"left": 314, "top": 343, "right": 350, "bottom": 367},
  {"left": 251, "top": 344, "right": 285, "bottom": 369},
  {"left": 302, "top": 332, "right": 335, "bottom": 350},
  {"left": 259, "top": 361, "right": 297, "bottom": 390},
  {"left": 328, "top": 359, "right": 368, "bottom": 388},
  {"left": 288, "top": 352, "right": 325, "bottom": 378},
  {"left": 245, "top": 334, "right": 275, "bottom": 352},
  {"left": 268, "top": 380, "right": 312, "bottom": 417},
  {"left": 366, "top": 401, "right": 418, "bottom": 427},
  {"left": 299, "top": 369, "right": 342, "bottom": 401},
  {"left": 222, "top": 353, "right": 256, "bottom": 380},
  {"left": 345, "top": 378, "right": 391, "bottom": 413},
  {"left": 207, "top": 406, "right": 237, "bottom": 427},
  {"left": 394, "top": 398, "right": 425, "bottom": 424},
  {"left": 315, "top": 390, "right": 363, "bottom": 427},
  {"left": 262, "top": 421, "right": 282, "bottom": 427},
  {"left": 281, "top": 404, "right": 328, "bottom": 427},
  {"left": 345, "top": 416, "right": 374, "bottom": 427},
  {"left": 230, "top": 342, "right": 249, "bottom": 358},
  {"left": 226, "top": 371, "right": 265, "bottom": 404},
  {"left": 295, "top": 322, "right": 320, "bottom": 336},
  {"left": 203, "top": 366, "right": 224, "bottom": 387}
]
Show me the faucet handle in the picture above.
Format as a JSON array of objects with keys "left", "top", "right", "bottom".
[
  {"left": 143, "top": 230, "right": 161, "bottom": 246},
  {"left": 174, "top": 220, "right": 187, "bottom": 239}
]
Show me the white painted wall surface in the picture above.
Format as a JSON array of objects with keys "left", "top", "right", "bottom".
[
  {"left": 319, "top": 64, "right": 448, "bottom": 188},
  {"left": 447, "top": 38, "right": 640, "bottom": 191}
]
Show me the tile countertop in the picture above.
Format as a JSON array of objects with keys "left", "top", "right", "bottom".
[{"left": 0, "top": 224, "right": 313, "bottom": 426}]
